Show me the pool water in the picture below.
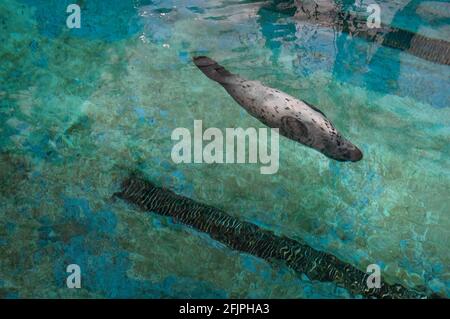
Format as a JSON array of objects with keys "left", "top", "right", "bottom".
[{"left": 0, "top": 0, "right": 449, "bottom": 298}]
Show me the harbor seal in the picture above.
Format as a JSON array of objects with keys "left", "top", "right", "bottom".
[{"left": 193, "top": 56, "right": 363, "bottom": 162}]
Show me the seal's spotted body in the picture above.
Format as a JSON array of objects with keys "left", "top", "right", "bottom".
[{"left": 194, "top": 56, "right": 363, "bottom": 162}]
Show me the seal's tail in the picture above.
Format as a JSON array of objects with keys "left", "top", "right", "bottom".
[{"left": 193, "top": 56, "right": 234, "bottom": 84}]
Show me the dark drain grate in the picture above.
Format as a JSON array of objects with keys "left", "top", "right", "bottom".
[{"left": 115, "top": 176, "right": 428, "bottom": 299}]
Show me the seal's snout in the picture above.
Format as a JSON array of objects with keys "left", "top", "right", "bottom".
[
  {"left": 326, "top": 142, "right": 363, "bottom": 162},
  {"left": 349, "top": 147, "right": 363, "bottom": 162}
]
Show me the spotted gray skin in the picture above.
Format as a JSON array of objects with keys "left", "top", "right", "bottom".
[{"left": 193, "top": 56, "right": 363, "bottom": 162}]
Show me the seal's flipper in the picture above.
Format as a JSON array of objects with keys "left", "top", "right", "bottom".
[
  {"left": 193, "top": 56, "right": 234, "bottom": 84},
  {"left": 303, "top": 101, "right": 327, "bottom": 118}
]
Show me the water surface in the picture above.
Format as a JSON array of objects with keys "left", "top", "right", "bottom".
[{"left": 0, "top": 0, "right": 449, "bottom": 298}]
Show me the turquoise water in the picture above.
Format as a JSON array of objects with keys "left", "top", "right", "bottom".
[{"left": 0, "top": 0, "right": 449, "bottom": 298}]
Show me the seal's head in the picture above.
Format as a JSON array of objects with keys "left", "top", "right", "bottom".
[
  {"left": 323, "top": 137, "right": 363, "bottom": 162},
  {"left": 280, "top": 115, "right": 363, "bottom": 162}
]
